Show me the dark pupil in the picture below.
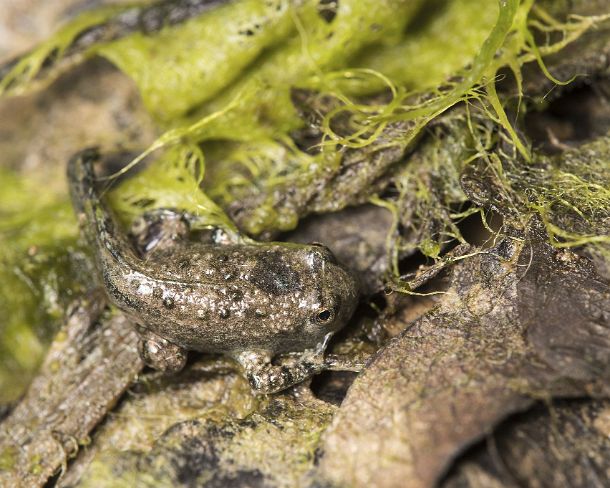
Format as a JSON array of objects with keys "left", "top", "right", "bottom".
[{"left": 318, "top": 310, "right": 332, "bottom": 322}]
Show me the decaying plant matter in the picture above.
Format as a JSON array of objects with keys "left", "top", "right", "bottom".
[{"left": 0, "top": 0, "right": 609, "bottom": 486}]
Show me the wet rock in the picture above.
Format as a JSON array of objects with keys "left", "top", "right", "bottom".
[{"left": 77, "top": 395, "right": 335, "bottom": 488}]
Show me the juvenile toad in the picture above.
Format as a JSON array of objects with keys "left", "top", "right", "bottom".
[{"left": 68, "top": 148, "right": 359, "bottom": 393}]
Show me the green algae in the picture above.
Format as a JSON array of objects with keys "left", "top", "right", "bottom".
[
  {"left": 0, "top": 445, "right": 18, "bottom": 471},
  {"left": 0, "top": 0, "right": 576, "bottom": 235},
  {"left": 372, "top": 112, "right": 475, "bottom": 279},
  {"left": 112, "top": 0, "right": 527, "bottom": 239},
  {"left": 0, "top": 5, "right": 127, "bottom": 96},
  {"left": 0, "top": 168, "right": 88, "bottom": 403},
  {"left": 99, "top": 0, "right": 303, "bottom": 121},
  {"left": 204, "top": 137, "right": 318, "bottom": 233},
  {"left": 124, "top": 0, "right": 525, "bottom": 237},
  {"left": 106, "top": 145, "right": 240, "bottom": 235},
  {"left": 189, "top": 0, "right": 425, "bottom": 138},
  {"left": 352, "top": 0, "right": 500, "bottom": 94}
]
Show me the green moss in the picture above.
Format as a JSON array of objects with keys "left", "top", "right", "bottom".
[
  {"left": 0, "top": 168, "right": 86, "bottom": 403},
  {"left": 0, "top": 446, "right": 18, "bottom": 471},
  {"left": 509, "top": 134, "right": 610, "bottom": 255}
]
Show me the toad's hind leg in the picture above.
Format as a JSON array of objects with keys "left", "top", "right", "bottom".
[
  {"left": 137, "top": 326, "right": 187, "bottom": 373},
  {"left": 130, "top": 207, "right": 242, "bottom": 256},
  {"left": 130, "top": 208, "right": 190, "bottom": 254}
]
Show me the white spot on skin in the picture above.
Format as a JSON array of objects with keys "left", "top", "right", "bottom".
[
  {"left": 137, "top": 283, "right": 153, "bottom": 296},
  {"left": 299, "top": 299, "right": 315, "bottom": 309}
]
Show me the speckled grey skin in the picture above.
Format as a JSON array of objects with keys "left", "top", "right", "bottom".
[{"left": 67, "top": 148, "right": 359, "bottom": 394}]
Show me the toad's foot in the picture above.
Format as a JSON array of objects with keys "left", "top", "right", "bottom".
[
  {"left": 235, "top": 335, "right": 332, "bottom": 395},
  {"left": 324, "top": 353, "right": 368, "bottom": 372},
  {"left": 137, "top": 327, "right": 187, "bottom": 373},
  {"left": 130, "top": 207, "right": 242, "bottom": 255}
]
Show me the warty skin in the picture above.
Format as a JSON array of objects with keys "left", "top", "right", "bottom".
[{"left": 67, "top": 148, "right": 359, "bottom": 393}]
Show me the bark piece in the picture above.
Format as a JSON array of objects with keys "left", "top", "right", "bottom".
[
  {"left": 317, "top": 224, "right": 610, "bottom": 488},
  {"left": 443, "top": 399, "right": 610, "bottom": 488},
  {"left": 0, "top": 293, "right": 143, "bottom": 488},
  {"left": 226, "top": 90, "right": 416, "bottom": 238}
]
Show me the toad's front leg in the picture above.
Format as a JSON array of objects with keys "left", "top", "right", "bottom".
[{"left": 234, "top": 334, "right": 332, "bottom": 395}]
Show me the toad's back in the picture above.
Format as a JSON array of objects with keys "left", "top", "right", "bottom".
[{"left": 67, "top": 149, "right": 359, "bottom": 356}]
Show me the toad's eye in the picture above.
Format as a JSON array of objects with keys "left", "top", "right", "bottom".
[{"left": 315, "top": 308, "right": 334, "bottom": 324}]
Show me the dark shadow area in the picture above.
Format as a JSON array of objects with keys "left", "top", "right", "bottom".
[
  {"left": 310, "top": 370, "right": 358, "bottom": 406},
  {"left": 441, "top": 398, "right": 609, "bottom": 488},
  {"left": 525, "top": 79, "right": 610, "bottom": 153}
]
